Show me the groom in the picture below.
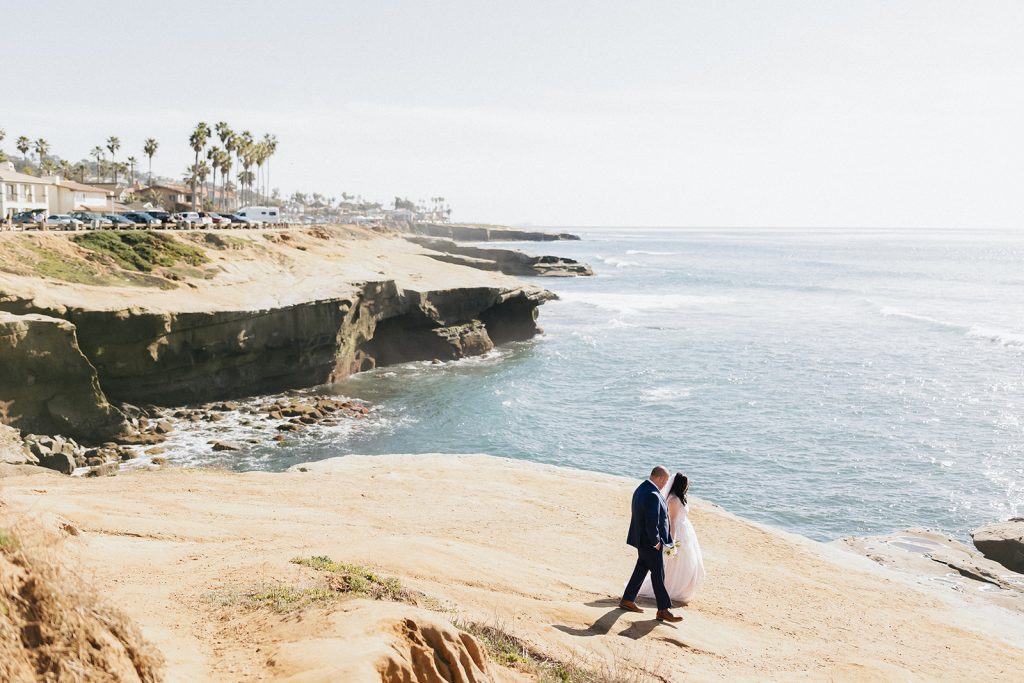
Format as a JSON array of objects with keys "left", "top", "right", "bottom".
[{"left": 619, "top": 465, "right": 683, "bottom": 623}]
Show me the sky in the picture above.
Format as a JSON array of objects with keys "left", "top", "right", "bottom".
[{"left": 3, "top": 1, "right": 1023, "bottom": 227}]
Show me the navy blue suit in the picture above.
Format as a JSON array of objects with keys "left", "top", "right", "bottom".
[{"left": 622, "top": 479, "right": 674, "bottom": 610}]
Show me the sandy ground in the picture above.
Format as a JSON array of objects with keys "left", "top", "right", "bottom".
[
  {"left": 0, "top": 226, "right": 530, "bottom": 313},
  {"left": 2, "top": 454, "right": 1023, "bottom": 682}
]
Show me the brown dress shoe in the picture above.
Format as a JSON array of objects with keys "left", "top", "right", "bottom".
[
  {"left": 618, "top": 599, "right": 643, "bottom": 613},
  {"left": 656, "top": 609, "right": 682, "bottom": 623}
]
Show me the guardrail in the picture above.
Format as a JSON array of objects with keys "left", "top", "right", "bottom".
[{"left": 0, "top": 221, "right": 333, "bottom": 233}]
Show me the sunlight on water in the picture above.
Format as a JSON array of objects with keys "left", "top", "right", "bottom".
[{"left": 179, "top": 227, "right": 1024, "bottom": 542}]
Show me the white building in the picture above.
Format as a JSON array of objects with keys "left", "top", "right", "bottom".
[
  {"left": 0, "top": 162, "right": 52, "bottom": 218},
  {"left": 47, "top": 177, "right": 113, "bottom": 213}
]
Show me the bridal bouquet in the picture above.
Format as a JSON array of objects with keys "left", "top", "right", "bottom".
[{"left": 664, "top": 541, "right": 681, "bottom": 558}]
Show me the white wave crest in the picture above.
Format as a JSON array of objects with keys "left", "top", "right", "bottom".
[
  {"left": 880, "top": 307, "right": 1024, "bottom": 349},
  {"left": 598, "top": 256, "right": 642, "bottom": 268},
  {"left": 559, "top": 291, "right": 732, "bottom": 315},
  {"left": 640, "top": 386, "right": 693, "bottom": 402},
  {"left": 967, "top": 326, "right": 1024, "bottom": 348},
  {"left": 625, "top": 250, "right": 680, "bottom": 256}
]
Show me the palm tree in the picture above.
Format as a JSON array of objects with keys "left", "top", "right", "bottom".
[
  {"left": 237, "top": 130, "right": 253, "bottom": 204},
  {"left": 143, "top": 138, "right": 159, "bottom": 186},
  {"left": 261, "top": 133, "right": 277, "bottom": 201},
  {"left": 184, "top": 161, "right": 210, "bottom": 206},
  {"left": 216, "top": 150, "right": 232, "bottom": 211},
  {"left": 206, "top": 146, "right": 222, "bottom": 210},
  {"left": 252, "top": 141, "right": 268, "bottom": 203},
  {"left": 73, "top": 162, "right": 88, "bottom": 183},
  {"left": 126, "top": 156, "right": 138, "bottom": 185},
  {"left": 106, "top": 136, "right": 120, "bottom": 183},
  {"left": 214, "top": 122, "right": 234, "bottom": 207},
  {"left": 90, "top": 146, "right": 105, "bottom": 182},
  {"left": 189, "top": 123, "right": 210, "bottom": 210},
  {"left": 16, "top": 136, "right": 30, "bottom": 165},
  {"left": 34, "top": 139, "right": 50, "bottom": 172},
  {"left": 238, "top": 169, "right": 255, "bottom": 202},
  {"left": 0, "top": 127, "right": 5, "bottom": 160}
]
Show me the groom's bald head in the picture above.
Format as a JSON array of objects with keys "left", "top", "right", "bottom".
[{"left": 649, "top": 466, "right": 670, "bottom": 488}]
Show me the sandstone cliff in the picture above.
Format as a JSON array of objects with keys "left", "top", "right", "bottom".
[
  {"left": 0, "top": 312, "right": 128, "bottom": 441},
  {"left": 0, "top": 227, "right": 555, "bottom": 427}
]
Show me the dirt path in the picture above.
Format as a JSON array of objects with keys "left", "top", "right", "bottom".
[{"left": 3, "top": 454, "right": 1022, "bottom": 681}]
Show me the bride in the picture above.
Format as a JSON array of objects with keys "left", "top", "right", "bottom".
[{"left": 638, "top": 472, "right": 706, "bottom": 605}]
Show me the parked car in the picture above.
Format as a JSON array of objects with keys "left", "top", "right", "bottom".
[
  {"left": 104, "top": 214, "right": 136, "bottom": 228},
  {"left": 70, "top": 211, "right": 112, "bottom": 228},
  {"left": 146, "top": 211, "right": 172, "bottom": 223},
  {"left": 173, "top": 211, "right": 212, "bottom": 227},
  {"left": 46, "top": 214, "right": 84, "bottom": 230},
  {"left": 201, "top": 212, "right": 232, "bottom": 226},
  {"left": 11, "top": 211, "right": 41, "bottom": 228},
  {"left": 122, "top": 212, "right": 162, "bottom": 227},
  {"left": 223, "top": 213, "right": 253, "bottom": 225}
]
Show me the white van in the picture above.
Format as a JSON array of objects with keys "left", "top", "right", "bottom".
[{"left": 235, "top": 206, "right": 281, "bottom": 224}]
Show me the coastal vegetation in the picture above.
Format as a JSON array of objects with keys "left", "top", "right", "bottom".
[{"left": 72, "top": 231, "right": 208, "bottom": 272}]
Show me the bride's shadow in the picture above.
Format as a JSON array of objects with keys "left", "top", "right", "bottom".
[{"left": 552, "top": 599, "right": 676, "bottom": 641}]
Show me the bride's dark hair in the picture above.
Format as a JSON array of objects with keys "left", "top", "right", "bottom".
[{"left": 668, "top": 472, "right": 688, "bottom": 505}]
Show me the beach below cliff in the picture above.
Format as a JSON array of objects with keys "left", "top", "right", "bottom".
[{"left": 2, "top": 453, "right": 1022, "bottom": 682}]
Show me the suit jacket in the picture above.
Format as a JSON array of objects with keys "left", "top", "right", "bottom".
[{"left": 626, "top": 479, "right": 673, "bottom": 549}]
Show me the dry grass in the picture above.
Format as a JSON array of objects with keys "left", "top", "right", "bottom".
[
  {"left": 0, "top": 516, "right": 165, "bottom": 682},
  {"left": 456, "top": 616, "right": 661, "bottom": 683}
]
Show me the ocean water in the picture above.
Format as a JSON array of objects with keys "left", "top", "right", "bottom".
[{"left": 166, "top": 227, "right": 1024, "bottom": 542}]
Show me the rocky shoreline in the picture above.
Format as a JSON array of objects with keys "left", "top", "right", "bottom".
[{"left": 0, "top": 225, "right": 587, "bottom": 476}]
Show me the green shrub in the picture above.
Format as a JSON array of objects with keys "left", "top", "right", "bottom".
[{"left": 73, "top": 231, "right": 208, "bottom": 272}]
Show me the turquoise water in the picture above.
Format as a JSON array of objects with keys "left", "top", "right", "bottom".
[{"left": 172, "top": 227, "right": 1024, "bottom": 542}]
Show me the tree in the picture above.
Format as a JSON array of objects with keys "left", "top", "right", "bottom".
[
  {"left": 238, "top": 169, "right": 255, "bottom": 202},
  {"left": 16, "top": 136, "right": 30, "bottom": 164},
  {"left": 188, "top": 122, "right": 210, "bottom": 210},
  {"left": 143, "top": 138, "right": 159, "bottom": 186},
  {"left": 0, "top": 127, "right": 5, "bottom": 160},
  {"left": 211, "top": 148, "right": 230, "bottom": 211},
  {"left": 126, "top": 156, "right": 138, "bottom": 185},
  {"left": 106, "top": 136, "right": 120, "bottom": 183},
  {"left": 90, "top": 146, "right": 105, "bottom": 182},
  {"left": 215, "top": 122, "right": 234, "bottom": 208},
  {"left": 34, "top": 139, "right": 50, "bottom": 171},
  {"left": 261, "top": 133, "right": 277, "bottom": 201},
  {"left": 184, "top": 161, "right": 209, "bottom": 208},
  {"left": 73, "top": 162, "right": 88, "bottom": 182},
  {"left": 206, "top": 146, "right": 223, "bottom": 210},
  {"left": 237, "top": 130, "right": 253, "bottom": 205}
]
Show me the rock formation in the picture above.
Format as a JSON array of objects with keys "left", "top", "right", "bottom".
[
  {"left": 972, "top": 519, "right": 1024, "bottom": 573},
  {"left": 405, "top": 235, "right": 594, "bottom": 277},
  {"left": 0, "top": 312, "right": 129, "bottom": 442},
  {"left": 396, "top": 221, "right": 580, "bottom": 242},
  {"left": 0, "top": 228, "right": 558, "bottom": 436},
  {"left": 0, "top": 283, "right": 551, "bottom": 407}
]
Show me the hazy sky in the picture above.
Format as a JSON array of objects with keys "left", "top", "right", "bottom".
[{"left": 4, "top": 1, "right": 1023, "bottom": 227}]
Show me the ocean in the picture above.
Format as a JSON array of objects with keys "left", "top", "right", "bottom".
[{"left": 162, "top": 227, "right": 1024, "bottom": 542}]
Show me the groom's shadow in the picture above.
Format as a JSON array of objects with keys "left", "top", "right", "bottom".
[{"left": 552, "top": 599, "right": 675, "bottom": 640}]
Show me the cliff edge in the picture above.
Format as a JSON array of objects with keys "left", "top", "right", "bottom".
[{"left": 0, "top": 227, "right": 557, "bottom": 435}]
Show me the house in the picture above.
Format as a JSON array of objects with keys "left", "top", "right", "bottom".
[
  {"left": 47, "top": 178, "right": 113, "bottom": 213},
  {"left": 148, "top": 182, "right": 195, "bottom": 211},
  {"left": 92, "top": 182, "right": 146, "bottom": 204},
  {"left": 0, "top": 162, "right": 52, "bottom": 218}
]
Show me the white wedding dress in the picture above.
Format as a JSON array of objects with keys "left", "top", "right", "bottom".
[{"left": 638, "top": 494, "right": 706, "bottom": 605}]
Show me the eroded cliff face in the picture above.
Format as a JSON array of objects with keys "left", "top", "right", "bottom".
[
  {"left": 0, "top": 282, "right": 552, "bottom": 407},
  {"left": 0, "top": 312, "right": 129, "bottom": 441},
  {"left": 0, "top": 227, "right": 557, "bottom": 435}
]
